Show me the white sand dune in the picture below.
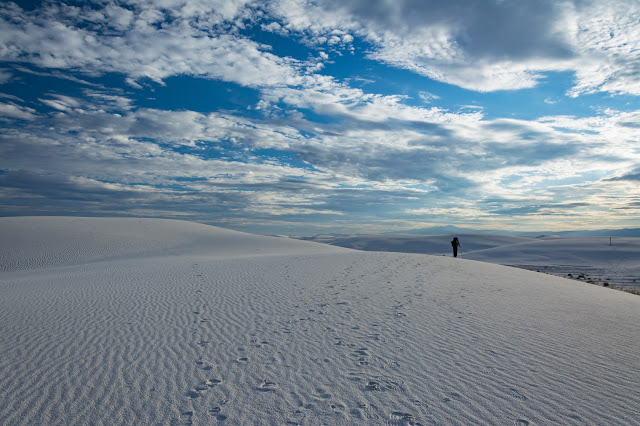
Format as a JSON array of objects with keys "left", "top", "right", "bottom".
[
  {"left": 0, "top": 217, "right": 341, "bottom": 272},
  {"left": 1, "top": 217, "right": 639, "bottom": 425},
  {"left": 311, "top": 233, "right": 640, "bottom": 291},
  {"left": 308, "top": 234, "right": 534, "bottom": 256}
]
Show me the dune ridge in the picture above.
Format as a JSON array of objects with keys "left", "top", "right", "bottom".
[
  {"left": 0, "top": 216, "right": 345, "bottom": 272},
  {"left": 309, "top": 233, "right": 640, "bottom": 291},
  {"left": 1, "top": 217, "right": 639, "bottom": 425}
]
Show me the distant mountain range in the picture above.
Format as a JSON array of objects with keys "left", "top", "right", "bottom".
[
  {"left": 392, "top": 225, "right": 640, "bottom": 238},
  {"left": 302, "top": 225, "right": 640, "bottom": 238}
]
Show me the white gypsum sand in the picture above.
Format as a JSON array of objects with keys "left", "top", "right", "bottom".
[
  {"left": 311, "top": 233, "right": 640, "bottom": 291},
  {"left": 1, "top": 217, "right": 639, "bottom": 425}
]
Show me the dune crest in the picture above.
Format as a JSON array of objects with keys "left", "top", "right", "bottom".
[{"left": 0, "top": 216, "right": 346, "bottom": 271}]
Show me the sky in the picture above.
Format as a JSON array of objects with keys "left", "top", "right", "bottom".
[{"left": 1, "top": 0, "right": 639, "bottom": 236}]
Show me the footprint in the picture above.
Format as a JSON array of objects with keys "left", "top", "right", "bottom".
[
  {"left": 208, "top": 401, "right": 229, "bottom": 420},
  {"left": 313, "top": 388, "right": 332, "bottom": 399},
  {"left": 257, "top": 379, "right": 278, "bottom": 392},
  {"left": 179, "top": 410, "right": 194, "bottom": 425},
  {"left": 206, "top": 378, "right": 222, "bottom": 387},
  {"left": 509, "top": 388, "right": 528, "bottom": 401},
  {"left": 235, "top": 357, "right": 249, "bottom": 364},
  {"left": 352, "top": 348, "right": 370, "bottom": 365},
  {"left": 330, "top": 401, "right": 346, "bottom": 412},
  {"left": 186, "top": 390, "right": 200, "bottom": 399},
  {"left": 347, "top": 373, "right": 362, "bottom": 383},
  {"left": 365, "top": 377, "right": 404, "bottom": 392},
  {"left": 366, "top": 381, "right": 381, "bottom": 391},
  {"left": 250, "top": 338, "right": 268, "bottom": 348},
  {"left": 390, "top": 411, "right": 418, "bottom": 423},
  {"left": 443, "top": 392, "right": 461, "bottom": 403}
]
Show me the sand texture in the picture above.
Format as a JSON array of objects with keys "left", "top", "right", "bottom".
[
  {"left": 311, "top": 233, "right": 640, "bottom": 292},
  {"left": 1, "top": 217, "right": 639, "bottom": 425}
]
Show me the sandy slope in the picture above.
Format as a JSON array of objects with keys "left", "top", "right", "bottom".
[
  {"left": 307, "top": 233, "right": 534, "bottom": 256},
  {"left": 0, "top": 217, "right": 342, "bottom": 272},
  {"left": 465, "top": 236, "right": 639, "bottom": 265},
  {"left": 310, "top": 233, "right": 640, "bottom": 291},
  {"left": 1, "top": 218, "right": 639, "bottom": 425}
]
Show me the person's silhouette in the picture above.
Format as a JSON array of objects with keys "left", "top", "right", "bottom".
[{"left": 451, "top": 237, "right": 461, "bottom": 258}]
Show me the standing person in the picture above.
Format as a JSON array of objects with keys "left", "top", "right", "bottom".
[{"left": 451, "top": 237, "right": 461, "bottom": 258}]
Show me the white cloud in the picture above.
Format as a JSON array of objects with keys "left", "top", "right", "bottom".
[
  {"left": 103, "top": 4, "right": 135, "bottom": 31},
  {"left": 266, "top": 0, "right": 640, "bottom": 95},
  {"left": 419, "top": 91, "right": 440, "bottom": 103},
  {"left": 566, "top": 0, "right": 640, "bottom": 96},
  {"left": 1, "top": 0, "right": 639, "bottom": 231},
  {"left": 0, "top": 102, "right": 36, "bottom": 120},
  {"left": 0, "top": 2, "right": 305, "bottom": 88},
  {"left": 2, "top": 82, "right": 639, "bottom": 229},
  {"left": 4, "top": 1, "right": 638, "bottom": 96},
  {"left": 38, "top": 94, "right": 82, "bottom": 112},
  {"left": 0, "top": 69, "right": 11, "bottom": 84},
  {"left": 0, "top": 92, "right": 22, "bottom": 102}
]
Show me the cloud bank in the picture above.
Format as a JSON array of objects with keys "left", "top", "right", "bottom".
[{"left": 0, "top": 0, "right": 639, "bottom": 234}]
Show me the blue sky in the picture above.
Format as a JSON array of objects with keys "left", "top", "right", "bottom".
[{"left": 1, "top": 0, "right": 639, "bottom": 235}]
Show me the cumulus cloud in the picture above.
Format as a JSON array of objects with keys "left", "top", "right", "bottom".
[
  {"left": 3, "top": 0, "right": 638, "bottom": 95},
  {"left": 0, "top": 1, "right": 304, "bottom": 87},
  {"left": 267, "top": 0, "right": 640, "bottom": 95}
]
